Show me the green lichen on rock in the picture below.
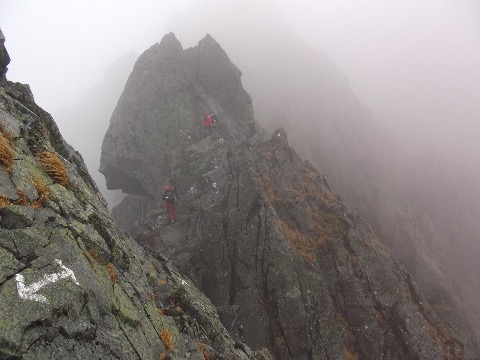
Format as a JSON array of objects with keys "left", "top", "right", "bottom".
[{"left": 0, "top": 247, "right": 20, "bottom": 283}]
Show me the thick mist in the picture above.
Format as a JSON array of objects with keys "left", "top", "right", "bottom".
[
  {"left": 169, "top": 0, "right": 480, "bottom": 171},
  {"left": 0, "top": 0, "right": 192, "bottom": 110},
  {"left": 2, "top": 0, "right": 479, "bottom": 178},
  {"left": 282, "top": 0, "right": 480, "bottom": 167},
  {"left": 2, "top": 0, "right": 480, "bottom": 341}
]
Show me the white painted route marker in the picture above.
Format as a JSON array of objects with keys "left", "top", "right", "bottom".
[{"left": 15, "top": 259, "right": 80, "bottom": 303}]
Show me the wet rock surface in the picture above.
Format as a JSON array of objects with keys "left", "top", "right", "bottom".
[
  {"left": 0, "top": 29, "right": 10, "bottom": 80},
  {"left": 235, "top": 25, "right": 480, "bottom": 354},
  {"left": 100, "top": 32, "right": 254, "bottom": 198},
  {"left": 0, "top": 33, "right": 255, "bottom": 359},
  {"left": 103, "top": 33, "right": 472, "bottom": 358}
]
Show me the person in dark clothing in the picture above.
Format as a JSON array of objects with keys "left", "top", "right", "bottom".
[
  {"left": 210, "top": 113, "right": 218, "bottom": 127},
  {"left": 162, "top": 186, "right": 176, "bottom": 224}
]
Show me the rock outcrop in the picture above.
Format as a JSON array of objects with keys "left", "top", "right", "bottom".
[
  {"left": 0, "top": 28, "right": 10, "bottom": 80},
  {"left": 239, "top": 32, "right": 480, "bottom": 353},
  {"left": 100, "top": 32, "right": 254, "bottom": 197},
  {"left": 0, "top": 31, "right": 254, "bottom": 359},
  {"left": 102, "top": 33, "right": 472, "bottom": 358}
]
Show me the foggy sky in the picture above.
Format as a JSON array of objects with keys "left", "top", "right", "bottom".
[{"left": 1, "top": 0, "right": 479, "bottom": 170}]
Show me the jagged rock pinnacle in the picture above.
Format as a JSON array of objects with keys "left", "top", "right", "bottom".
[
  {"left": 100, "top": 33, "right": 254, "bottom": 197},
  {"left": 158, "top": 31, "right": 183, "bottom": 54},
  {"left": 0, "top": 28, "right": 11, "bottom": 79}
]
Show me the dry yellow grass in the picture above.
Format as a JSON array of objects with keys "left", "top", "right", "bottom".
[
  {"left": 336, "top": 312, "right": 348, "bottom": 326},
  {"left": 195, "top": 340, "right": 211, "bottom": 360},
  {"left": 0, "top": 175, "right": 50, "bottom": 209},
  {"left": 280, "top": 220, "right": 316, "bottom": 262},
  {"left": 0, "top": 194, "right": 10, "bottom": 209},
  {"left": 254, "top": 161, "right": 348, "bottom": 263},
  {"left": 301, "top": 168, "right": 342, "bottom": 210},
  {"left": 37, "top": 151, "right": 69, "bottom": 187},
  {"left": 15, "top": 190, "right": 30, "bottom": 206},
  {"left": 88, "top": 249, "right": 101, "bottom": 262},
  {"left": 347, "top": 328, "right": 357, "bottom": 344},
  {"left": 31, "top": 176, "right": 49, "bottom": 208},
  {"left": 344, "top": 347, "right": 359, "bottom": 360},
  {"left": 160, "top": 329, "right": 174, "bottom": 351},
  {"left": 107, "top": 263, "right": 118, "bottom": 283},
  {"left": 0, "top": 135, "right": 14, "bottom": 173},
  {"left": 255, "top": 174, "right": 277, "bottom": 203}
]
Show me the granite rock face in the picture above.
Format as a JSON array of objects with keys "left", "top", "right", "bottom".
[
  {"left": 0, "top": 29, "right": 10, "bottom": 80},
  {"left": 234, "top": 29, "right": 480, "bottom": 353},
  {"left": 100, "top": 32, "right": 254, "bottom": 197},
  {"left": 102, "top": 33, "right": 470, "bottom": 358},
  {"left": 0, "top": 34, "right": 255, "bottom": 360}
]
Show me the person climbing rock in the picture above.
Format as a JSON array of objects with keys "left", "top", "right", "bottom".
[
  {"left": 162, "top": 185, "right": 176, "bottom": 224},
  {"left": 210, "top": 113, "right": 218, "bottom": 127},
  {"left": 203, "top": 112, "right": 214, "bottom": 133}
]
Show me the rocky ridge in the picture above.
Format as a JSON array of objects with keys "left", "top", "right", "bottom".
[
  {"left": 231, "top": 26, "right": 480, "bottom": 351},
  {"left": 0, "top": 30, "right": 255, "bottom": 359},
  {"left": 102, "top": 33, "right": 472, "bottom": 358}
]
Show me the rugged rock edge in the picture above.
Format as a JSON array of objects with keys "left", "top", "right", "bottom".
[
  {"left": 102, "top": 33, "right": 474, "bottom": 359},
  {"left": 0, "top": 30, "right": 258, "bottom": 360}
]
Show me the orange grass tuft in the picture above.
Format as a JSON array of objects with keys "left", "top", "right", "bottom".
[
  {"left": 31, "top": 176, "right": 49, "bottom": 208},
  {"left": 15, "top": 190, "right": 30, "bottom": 206},
  {"left": 37, "top": 151, "right": 69, "bottom": 187},
  {"left": 195, "top": 340, "right": 211, "bottom": 360},
  {"left": 253, "top": 162, "right": 348, "bottom": 263},
  {"left": 0, "top": 194, "right": 11, "bottom": 209},
  {"left": 156, "top": 308, "right": 165, "bottom": 316},
  {"left": 160, "top": 329, "right": 174, "bottom": 351},
  {"left": 0, "top": 135, "right": 14, "bottom": 173},
  {"left": 347, "top": 328, "right": 358, "bottom": 343},
  {"left": 280, "top": 220, "right": 316, "bottom": 262},
  {"left": 107, "top": 263, "right": 118, "bottom": 283},
  {"left": 88, "top": 249, "right": 101, "bottom": 262},
  {"left": 344, "top": 347, "right": 359, "bottom": 360}
]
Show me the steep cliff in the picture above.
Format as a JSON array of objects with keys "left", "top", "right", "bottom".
[
  {"left": 0, "top": 31, "right": 254, "bottom": 359},
  {"left": 100, "top": 32, "right": 254, "bottom": 197},
  {"left": 236, "top": 31, "right": 480, "bottom": 351},
  {"left": 102, "top": 33, "right": 473, "bottom": 358}
]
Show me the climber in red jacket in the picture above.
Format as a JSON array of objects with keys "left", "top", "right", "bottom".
[
  {"left": 162, "top": 186, "right": 176, "bottom": 224},
  {"left": 203, "top": 112, "right": 214, "bottom": 128}
]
